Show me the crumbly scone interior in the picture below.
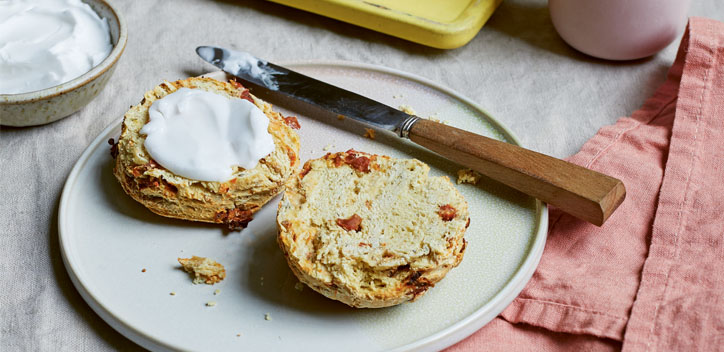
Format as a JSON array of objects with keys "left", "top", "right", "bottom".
[{"left": 280, "top": 156, "right": 468, "bottom": 295}]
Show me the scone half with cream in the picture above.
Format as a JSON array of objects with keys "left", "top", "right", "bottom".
[
  {"left": 113, "top": 77, "right": 300, "bottom": 229},
  {"left": 277, "top": 150, "right": 469, "bottom": 308}
]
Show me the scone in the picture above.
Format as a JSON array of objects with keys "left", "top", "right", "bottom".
[
  {"left": 112, "top": 77, "right": 300, "bottom": 229},
  {"left": 277, "top": 150, "right": 469, "bottom": 308}
]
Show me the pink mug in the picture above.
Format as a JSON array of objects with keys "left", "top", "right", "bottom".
[{"left": 549, "top": 0, "right": 692, "bottom": 60}]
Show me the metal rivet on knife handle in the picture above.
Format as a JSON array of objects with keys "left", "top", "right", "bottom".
[{"left": 398, "top": 115, "right": 421, "bottom": 138}]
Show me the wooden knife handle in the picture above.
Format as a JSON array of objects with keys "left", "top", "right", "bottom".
[{"left": 408, "top": 119, "right": 625, "bottom": 226}]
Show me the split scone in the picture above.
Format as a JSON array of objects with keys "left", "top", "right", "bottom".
[
  {"left": 112, "top": 77, "right": 300, "bottom": 229},
  {"left": 277, "top": 150, "right": 469, "bottom": 308}
]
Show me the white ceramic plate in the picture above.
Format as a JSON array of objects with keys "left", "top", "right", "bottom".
[{"left": 59, "top": 62, "right": 547, "bottom": 352}]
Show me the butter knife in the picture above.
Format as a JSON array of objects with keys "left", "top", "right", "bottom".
[{"left": 196, "top": 46, "right": 625, "bottom": 226}]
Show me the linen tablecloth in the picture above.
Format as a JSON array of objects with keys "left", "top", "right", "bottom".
[{"left": 451, "top": 16, "right": 724, "bottom": 351}]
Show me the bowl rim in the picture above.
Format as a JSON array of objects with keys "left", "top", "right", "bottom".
[{"left": 0, "top": 0, "right": 128, "bottom": 103}]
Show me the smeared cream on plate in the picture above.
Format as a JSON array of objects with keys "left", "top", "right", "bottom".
[{"left": 196, "top": 46, "right": 280, "bottom": 90}]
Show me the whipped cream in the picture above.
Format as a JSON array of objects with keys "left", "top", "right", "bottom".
[
  {"left": 0, "top": 0, "right": 113, "bottom": 94},
  {"left": 140, "top": 88, "right": 276, "bottom": 182}
]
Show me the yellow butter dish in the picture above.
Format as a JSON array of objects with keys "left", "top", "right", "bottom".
[{"left": 266, "top": 0, "right": 502, "bottom": 49}]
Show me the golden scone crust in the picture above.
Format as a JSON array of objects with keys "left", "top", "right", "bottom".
[
  {"left": 113, "top": 77, "right": 300, "bottom": 229},
  {"left": 277, "top": 150, "right": 469, "bottom": 308}
]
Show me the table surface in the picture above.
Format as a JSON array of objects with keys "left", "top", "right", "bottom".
[{"left": 2, "top": 0, "right": 723, "bottom": 350}]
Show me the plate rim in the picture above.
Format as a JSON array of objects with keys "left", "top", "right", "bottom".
[{"left": 58, "top": 60, "right": 548, "bottom": 352}]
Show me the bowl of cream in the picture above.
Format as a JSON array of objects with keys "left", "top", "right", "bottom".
[{"left": 0, "top": 0, "right": 127, "bottom": 126}]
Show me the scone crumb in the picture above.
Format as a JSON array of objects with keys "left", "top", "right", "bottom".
[
  {"left": 399, "top": 104, "right": 416, "bottom": 115},
  {"left": 169, "top": 292, "right": 176, "bottom": 296},
  {"left": 337, "top": 114, "right": 346, "bottom": 120},
  {"left": 236, "top": 333, "right": 241, "bottom": 337},
  {"left": 323, "top": 144, "right": 334, "bottom": 151},
  {"left": 178, "top": 256, "right": 226, "bottom": 285},
  {"left": 456, "top": 168, "right": 482, "bottom": 185},
  {"left": 214, "top": 289, "right": 221, "bottom": 295},
  {"left": 206, "top": 301, "right": 217, "bottom": 307},
  {"left": 427, "top": 117, "right": 449, "bottom": 125},
  {"left": 108, "top": 138, "right": 119, "bottom": 159},
  {"left": 141, "top": 268, "right": 146, "bottom": 273},
  {"left": 265, "top": 313, "right": 272, "bottom": 321},
  {"left": 294, "top": 282, "right": 304, "bottom": 291},
  {"left": 363, "top": 128, "right": 376, "bottom": 140}
]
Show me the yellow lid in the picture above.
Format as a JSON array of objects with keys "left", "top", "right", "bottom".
[{"left": 267, "top": 0, "right": 503, "bottom": 49}]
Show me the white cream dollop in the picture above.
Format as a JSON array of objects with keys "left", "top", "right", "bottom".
[
  {"left": 0, "top": 0, "right": 113, "bottom": 94},
  {"left": 140, "top": 88, "right": 275, "bottom": 182}
]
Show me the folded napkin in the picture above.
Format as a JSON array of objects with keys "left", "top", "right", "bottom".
[{"left": 449, "top": 17, "right": 724, "bottom": 351}]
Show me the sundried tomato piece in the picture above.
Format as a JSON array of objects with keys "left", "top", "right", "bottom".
[
  {"left": 438, "top": 204, "right": 457, "bottom": 221},
  {"left": 239, "top": 89, "right": 254, "bottom": 103},
  {"left": 283, "top": 116, "right": 301, "bottom": 129},
  {"left": 405, "top": 271, "right": 433, "bottom": 296},
  {"left": 327, "top": 150, "right": 372, "bottom": 172},
  {"left": 336, "top": 214, "right": 362, "bottom": 231},
  {"left": 214, "top": 208, "right": 254, "bottom": 231},
  {"left": 281, "top": 220, "right": 292, "bottom": 230},
  {"left": 333, "top": 154, "right": 345, "bottom": 167},
  {"left": 229, "top": 79, "right": 244, "bottom": 89},
  {"left": 346, "top": 155, "right": 370, "bottom": 173}
]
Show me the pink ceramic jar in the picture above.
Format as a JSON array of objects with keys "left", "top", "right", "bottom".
[{"left": 549, "top": 0, "right": 692, "bottom": 60}]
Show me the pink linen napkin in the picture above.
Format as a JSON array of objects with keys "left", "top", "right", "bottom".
[{"left": 448, "top": 17, "right": 724, "bottom": 351}]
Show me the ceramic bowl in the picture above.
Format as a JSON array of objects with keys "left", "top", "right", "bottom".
[
  {"left": 0, "top": 0, "right": 127, "bottom": 127},
  {"left": 549, "top": 0, "right": 691, "bottom": 61}
]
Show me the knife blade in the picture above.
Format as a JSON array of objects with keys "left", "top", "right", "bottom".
[
  {"left": 196, "top": 46, "right": 419, "bottom": 136},
  {"left": 196, "top": 46, "right": 626, "bottom": 226}
]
